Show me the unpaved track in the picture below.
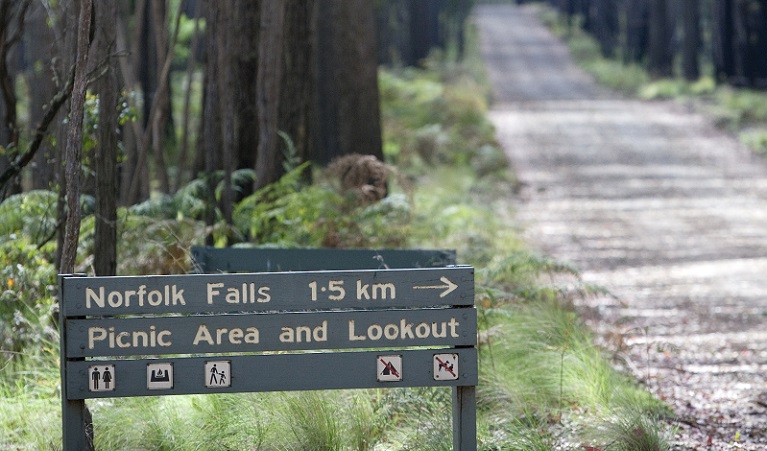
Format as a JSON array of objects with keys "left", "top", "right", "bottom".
[{"left": 476, "top": 4, "right": 767, "bottom": 449}]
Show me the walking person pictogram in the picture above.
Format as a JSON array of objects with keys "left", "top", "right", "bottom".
[
  {"left": 209, "top": 364, "right": 219, "bottom": 385},
  {"left": 204, "top": 361, "right": 232, "bottom": 388}
]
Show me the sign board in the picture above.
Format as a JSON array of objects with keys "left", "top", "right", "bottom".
[
  {"left": 60, "top": 262, "right": 476, "bottom": 450},
  {"left": 65, "top": 348, "right": 477, "bottom": 399},
  {"left": 66, "top": 308, "right": 477, "bottom": 358},
  {"left": 61, "top": 267, "right": 474, "bottom": 316},
  {"left": 191, "top": 246, "right": 457, "bottom": 273}
]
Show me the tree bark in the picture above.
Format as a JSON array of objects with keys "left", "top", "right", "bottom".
[
  {"left": 648, "top": 0, "right": 673, "bottom": 78},
  {"left": 409, "top": 0, "right": 441, "bottom": 65},
  {"left": 61, "top": 0, "right": 92, "bottom": 274},
  {"left": 680, "top": 0, "right": 700, "bottom": 80},
  {"left": 176, "top": 0, "right": 203, "bottom": 191},
  {"left": 216, "top": 1, "right": 239, "bottom": 224},
  {"left": 624, "top": 0, "right": 649, "bottom": 63},
  {"left": 0, "top": 1, "right": 30, "bottom": 198},
  {"left": 711, "top": 0, "right": 734, "bottom": 83},
  {"left": 25, "top": 0, "right": 57, "bottom": 190},
  {"left": 278, "top": 0, "right": 317, "bottom": 175},
  {"left": 590, "top": 0, "right": 619, "bottom": 58},
  {"left": 93, "top": 0, "right": 118, "bottom": 276},
  {"left": 317, "top": 0, "right": 384, "bottom": 164},
  {"left": 254, "top": 0, "right": 286, "bottom": 190},
  {"left": 200, "top": 2, "right": 219, "bottom": 245}
]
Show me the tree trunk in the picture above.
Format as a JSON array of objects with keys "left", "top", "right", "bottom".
[
  {"left": 216, "top": 1, "right": 239, "bottom": 224},
  {"left": 61, "top": 0, "right": 92, "bottom": 274},
  {"left": 680, "top": 0, "right": 700, "bottom": 80},
  {"left": 711, "top": 0, "right": 734, "bottom": 83},
  {"left": 54, "top": 0, "right": 78, "bottom": 269},
  {"left": 200, "top": 1, "right": 221, "bottom": 244},
  {"left": 587, "top": 0, "right": 619, "bottom": 58},
  {"left": 731, "top": 0, "right": 767, "bottom": 88},
  {"left": 648, "top": 0, "right": 673, "bottom": 78},
  {"left": 148, "top": 0, "right": 171, "bottom": 194},
  {"left": 375, "top": 0, "right": 412, "bottom": 66},
  {"left": 92, "top": 0, "right": 118, "bottom": 276},
  {"left": 117, "top": 0, "right": 149, "bottom": 204},
  {"left": 316, "top": 0, "right": 383, "bottom": 164},
  {"left": 624, "top": 0, "right": 649, "bottom": 63},
  {"left": 254, "top": 0, "right": 286, "bottom": 191},
  {"left": 25, "top": 1, "right": 57, "bottom": 191},
  {"left": 175, "top": 0, "right": 203, "bottom": 191},
  {"left": 278, "top": 0, "right": 317, "bottom": 175},
  {"left": 0, "top": 1, "right": 29, "bottom": 198},
  {"left": 409, "top": 0, "right": 441, "bottom": 66}
]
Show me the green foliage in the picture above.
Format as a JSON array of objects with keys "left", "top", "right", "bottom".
[
  {"left": 709, "top": 86, "right": 767, "bottom": 130},
  {"left": 281, "top": 392, "right": 343, "bottom": 450},
  {"left": 0, "top": 190, "right": 58, "bottom": 244},
  {"left": 740, "top": 128, "right": 767, "bottom": 157},
  {"left": 639, "top": 77, "right": 717, "bottom": 100},
  {"left": 0, "top": 191, "right": 58, "bottom": 354},
  {"left": 234, "top": 163, "right": 411, "bottom": 248},
  {"left": 379, "top": 67, "right": 502, "bottom": 176},
  {"left": 0, "top": 349, "right": 61, "bottom": 450}
]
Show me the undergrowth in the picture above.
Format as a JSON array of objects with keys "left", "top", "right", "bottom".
[{"left": 0, "top": 52, "right": 673, "bottom": 450}]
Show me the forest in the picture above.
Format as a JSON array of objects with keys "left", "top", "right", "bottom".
[
  {"left": 2, "top": 0, "right": 767, "bottom": 449},
  {"left": 0, "top": 0, "right": 472, "bottom": 276},
  {"left": 540, "top": 0, "right": 767, "bottom": 86},
  {"left": 1, "top": 0, "right": 765, "bottom": 275}
]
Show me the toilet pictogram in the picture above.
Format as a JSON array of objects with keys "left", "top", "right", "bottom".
[{"left": 88, "top": 365, "right": 115, "bottom": 392}]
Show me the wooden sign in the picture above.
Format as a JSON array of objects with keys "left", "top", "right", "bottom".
[
  {"left": 60, "top": 260, "right": 477, "bottom": 450},
  {"left": 61, "top": 267, "right": 474, "bottom": 316},
  {"left": 65, "top": 308, "right": 477, "bottom": 358},
  {"left": 191, "top": 246, "right": 457, "bottom": 273}
]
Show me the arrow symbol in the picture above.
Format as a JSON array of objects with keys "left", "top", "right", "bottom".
[{"left": 414, "top": 276, "right": 458, "bottom": 298}]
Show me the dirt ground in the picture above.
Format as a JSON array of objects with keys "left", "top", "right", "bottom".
[{"left": 475, "top": 4, "right": 767, "bottom": 449}]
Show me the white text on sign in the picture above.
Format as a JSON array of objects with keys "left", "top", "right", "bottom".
[{"left": 86, "top": 317, "right": 463, "bottom": 351}]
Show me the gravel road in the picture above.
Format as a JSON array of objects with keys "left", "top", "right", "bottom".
[{"left": 475, "top": 4, "right": 767, "bottom": 449}]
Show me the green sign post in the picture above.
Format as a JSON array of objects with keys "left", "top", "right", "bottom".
[{"left": 60, "top": 266, "right": 477, "bottom": 450}]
